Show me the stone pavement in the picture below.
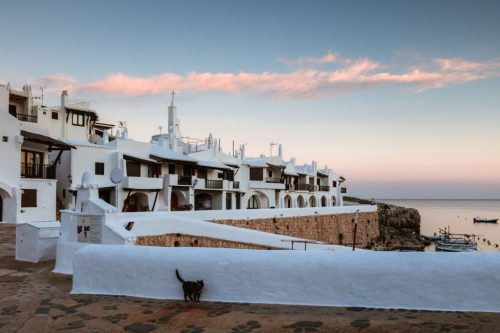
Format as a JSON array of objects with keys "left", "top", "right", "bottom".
[{"left": 1, "top": 223, "right": 499, "bottom": 333}]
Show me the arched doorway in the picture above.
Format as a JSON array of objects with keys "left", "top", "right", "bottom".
[
  {"left": 171, "top": 192, "right": 179, "bottom": 210},
  {"left": 124, "top": 192, "right": 149, "bottom": 212},
  {"left": 248, "top": 195, "right": 260, "bottom": 209},
  {"left": 284, "top": 195, "right": 292, "bottom": 208},
  {"left": 309, "top": 196, "right": 316, "bottom": 207},
  {"left": 195, "top": 193, "right": 213, "bottom": 210},
  {"left": 321, "top": 196, "right": 327, "bottom": 207},
  {"left": 297, "top": 195, "right": 305, "bottom": 208}
]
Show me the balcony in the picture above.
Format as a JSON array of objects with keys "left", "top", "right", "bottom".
[
  {"left": 122, "top": 176, "right": 163, "bottom": 190},
  {"left": 20, "top": 163, "right": 55, "bottom": 179},
  {"left": 309, "top": 185, "right": 318, "bottom": 192},
  {"left": 16, "top": 113, "right": 38, "bottom": 123},
  {"left": 319, "top": 185, "right": 330, "bottom": 192},
  {"left": 296, "top": 183, "right": 309, "bottom": 191},
  {"left": 178, "top": 176, "right": 192, "bottom": 186},
  {"left": 206, "top": 179, "right": 223, "bottom": 189},
  {"left": 266, "top": 177, "right": 282, "bottom": 184}
]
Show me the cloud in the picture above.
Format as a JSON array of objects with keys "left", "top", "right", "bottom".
[
  {"left": 37, "top": 74, "right": 76, "bottom": 87},
  {"left": 37, "top": 52, "right": 500, "bottom": 99},
  {"left": 278, "top": 51, "right": 338, "bottom": 67}
]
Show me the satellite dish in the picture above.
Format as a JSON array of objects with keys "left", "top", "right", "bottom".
[{"left": 110, "top": 168, "right": 124, "bottom": 184}]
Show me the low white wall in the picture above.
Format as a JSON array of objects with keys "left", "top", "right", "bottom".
[
  {"left": 19, "top": 179, "right": 57, "bottom": 223},
  {"left": 73, "top": 245, "right": 500, "bottom": 312}
]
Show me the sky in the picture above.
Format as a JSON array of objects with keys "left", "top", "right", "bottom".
[{"left": 1, "top": 0, "right": 499, "bottom": 199}]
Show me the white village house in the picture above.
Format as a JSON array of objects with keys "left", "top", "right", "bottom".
[{"left": 0, "top": 83, "right": 347, "bottom": 223}]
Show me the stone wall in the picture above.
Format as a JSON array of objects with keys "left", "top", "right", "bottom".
[
  {"left": 136, "top": 233, "right": 277, "bottom": 250},
  {"left": 211, "top": 211, "right": 379, "bottom": 247}
]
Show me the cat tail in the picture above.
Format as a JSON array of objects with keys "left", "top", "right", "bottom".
[{"left": 175, "top": 269, "right": 184, "bottom": 283}]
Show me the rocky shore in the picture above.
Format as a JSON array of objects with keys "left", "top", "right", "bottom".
[{"left": 344, "top": 196, "right": 428, "bottom": 251}]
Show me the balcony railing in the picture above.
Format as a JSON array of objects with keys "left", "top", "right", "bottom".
[
  {"left": 178, "top": 176, "right": 192, "bottom": 186},
  {"left": 20, "top": 163, "right": 55, "bottom": 179},
  {"left": 285, "top": 184, "right": 294, "bottom": 191},
  {"left": 206, "top": 179, "right": 223, "bottom": 189},
  {"left": 319, "top": 185, "right": 330, "bottom": 192},
  {"left": 266, "top": 177, "right": 282, "bottom": 184},
  {"left": 232, "top": 181, "right": 240, "bottom": 189},
  {"left": 309, "top": 185, "right": 318, "bottom": 192},
  {"left": 296, "top": 183, "right": 309, "bottom": 191},
  {"left": 16, "top": 113, "right": 38, "bottom": 123}
]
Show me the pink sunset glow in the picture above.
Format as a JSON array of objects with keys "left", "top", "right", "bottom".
[{"left": 36, "top": 52, "right": 500, "bottom": 99}]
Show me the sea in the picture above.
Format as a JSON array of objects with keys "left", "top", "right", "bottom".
[{"left": 380, "top": 199, "right": 500, "bottom": 252}]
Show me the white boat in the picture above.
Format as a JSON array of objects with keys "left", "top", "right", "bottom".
[{"left": 473, "top": 217, "right": 498, "bottom": 224}]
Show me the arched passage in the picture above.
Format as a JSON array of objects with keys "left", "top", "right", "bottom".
[
  {"left": 124, "top": 192, "right": 149, "bottom": 212},
  {"left": 195, "top": 193, "right": 213, "bottom": 210},
  {"left": 297, "top": 195, "right": 305, "bottom": 208},
  {"left": 248, "top": 195, "right": 260, "bottom": 209},
  {"left": 309, "top": 196, "right": 316, "bottom": 207},
  {"left": 171, "top": 190, "right": 188, "bottom": 211},
  {"left": 284, "top": 194, "right": 292, "bottom": 208},
  {"left": 321, "top": 196, "right": 327, "bottom": 207}
]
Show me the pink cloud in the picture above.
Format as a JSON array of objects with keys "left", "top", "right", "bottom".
[
  {"left": 38, "top": 53, "right": 500, "bottom": 99},
  {"left": 38, "top": 74, "right": 77, "bottom": 87}
]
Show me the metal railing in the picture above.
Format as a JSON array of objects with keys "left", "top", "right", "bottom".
[
  {"left": 178, "top": 176, "right": 192, "bottom": 186},
  {"left": 232, "top": 181, "right": 240, "bottom": 189},
  {"left": 296, "top": 183, "right": 309, "bottom": 191},
  {"left": 16, "top": 113, "right": 38, "bottom": 123},
  {"left": 206, "top": 179, "right": 223, "bottom": 189},
  {"left": 20, "top": 163, "right": 55, "bottom": 179},
  {"left": 319, "top": 185, "right": 330, "bottom": 192},
  {"left": 266, "top": 177, "right": 282, "bottom": 183}
]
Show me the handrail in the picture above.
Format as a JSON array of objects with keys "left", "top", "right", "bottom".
[{"left": 20, "top": 163, "right": 55, "bottom": 179}]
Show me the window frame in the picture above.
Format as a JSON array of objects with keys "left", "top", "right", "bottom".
[
  {"left": 95, "top": 162, "right": 105, "bottom": 175},
  {"left": 72, "top": 111, "right": 85, "bottom": 126}
]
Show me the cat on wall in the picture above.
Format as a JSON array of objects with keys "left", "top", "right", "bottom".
[{"left": 175, "top": 269, "right": 204, "bottom": 302}]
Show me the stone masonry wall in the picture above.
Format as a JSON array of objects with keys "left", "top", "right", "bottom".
[
  {"left": 211, "top": 211, "right": 379, "bottom": 247},
  {"left": 136, "top": 233, "right": 277, "bottom": 250}
]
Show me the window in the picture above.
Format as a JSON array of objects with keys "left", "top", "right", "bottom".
[
  {"left": 72, "top": 112, "right": 85, "bottom": 126},
  {"left": 126, "top": 161, "right": 141, "bottom": 177},
  {"left": 332, "top": 181, "right": 337, "bottom": 187},
  {"left": 250, "top": 168, "right": 263, "bottom": 181},
  {"left": 52, "top": 112, "right": 59, "bottom": 120},
  {"left": 217, "top": 172, "right": 224, "bottom": 179},
  {"left": 148, "top": 165, "right": 158, "bottom": 178},
  {"left": 21, "top": 189, "right": 37, "bottom": 207},
  {"left": 197, "top": 167, "right": 207, "bottom": 179},
  {"left": 2, "top": 136, "right": 8, "bottom": 142},
  {"left": 95, "top": 162, "right": 105, "bottom": 175},
  {"left": 268, "top": 170, "right": 273, "bottom": 177},
  {"left": 9, "top": 104, "right": 16, "bottom": 117},
  {"left": 168, "top": 163, "right": 176, "bottom": 174},
  {"left": 224, "top": 170, "right": 234, "bottom": 181},
  {"left": 341, "top": 187, "right": 347, "bottom": 194}
]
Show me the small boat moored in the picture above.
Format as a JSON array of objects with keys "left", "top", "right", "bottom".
[{"left": 473, "top": 217, "right": 498, "bottom": 224}]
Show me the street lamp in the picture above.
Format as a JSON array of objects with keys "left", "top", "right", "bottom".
[{"left": 353, "top": 209, "right": 360, "bottom": 251}]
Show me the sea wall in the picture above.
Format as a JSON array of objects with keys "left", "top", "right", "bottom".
[
  {"left": 73, "top": 245, "right": 500, "bottom": 312},
  {"left": 210, "top": 211, "right": 379, "bottom": 248}
]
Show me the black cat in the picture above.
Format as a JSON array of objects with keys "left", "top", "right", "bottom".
[{"left": 175, "top": 269, "right": 204, "bottom": 302}]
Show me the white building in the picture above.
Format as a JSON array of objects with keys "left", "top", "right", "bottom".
[{"left": 1, "top": 83, "right": 347, "bottom": 222}]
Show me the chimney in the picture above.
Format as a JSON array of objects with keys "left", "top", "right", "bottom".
[
  {"left": 61, "top": 90, "right": 68, "bottom": 107},
  {"left": 278, "top": 144, "right": 283, "bottom": 158}
]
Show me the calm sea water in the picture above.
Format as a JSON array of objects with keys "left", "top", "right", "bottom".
[{"left": 380, "top": 200, "right": 500, "bottom": 252}]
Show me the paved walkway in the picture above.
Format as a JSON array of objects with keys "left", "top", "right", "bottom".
[{"left": 1, "top": 223, "right": 499, "bottom": 332}]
